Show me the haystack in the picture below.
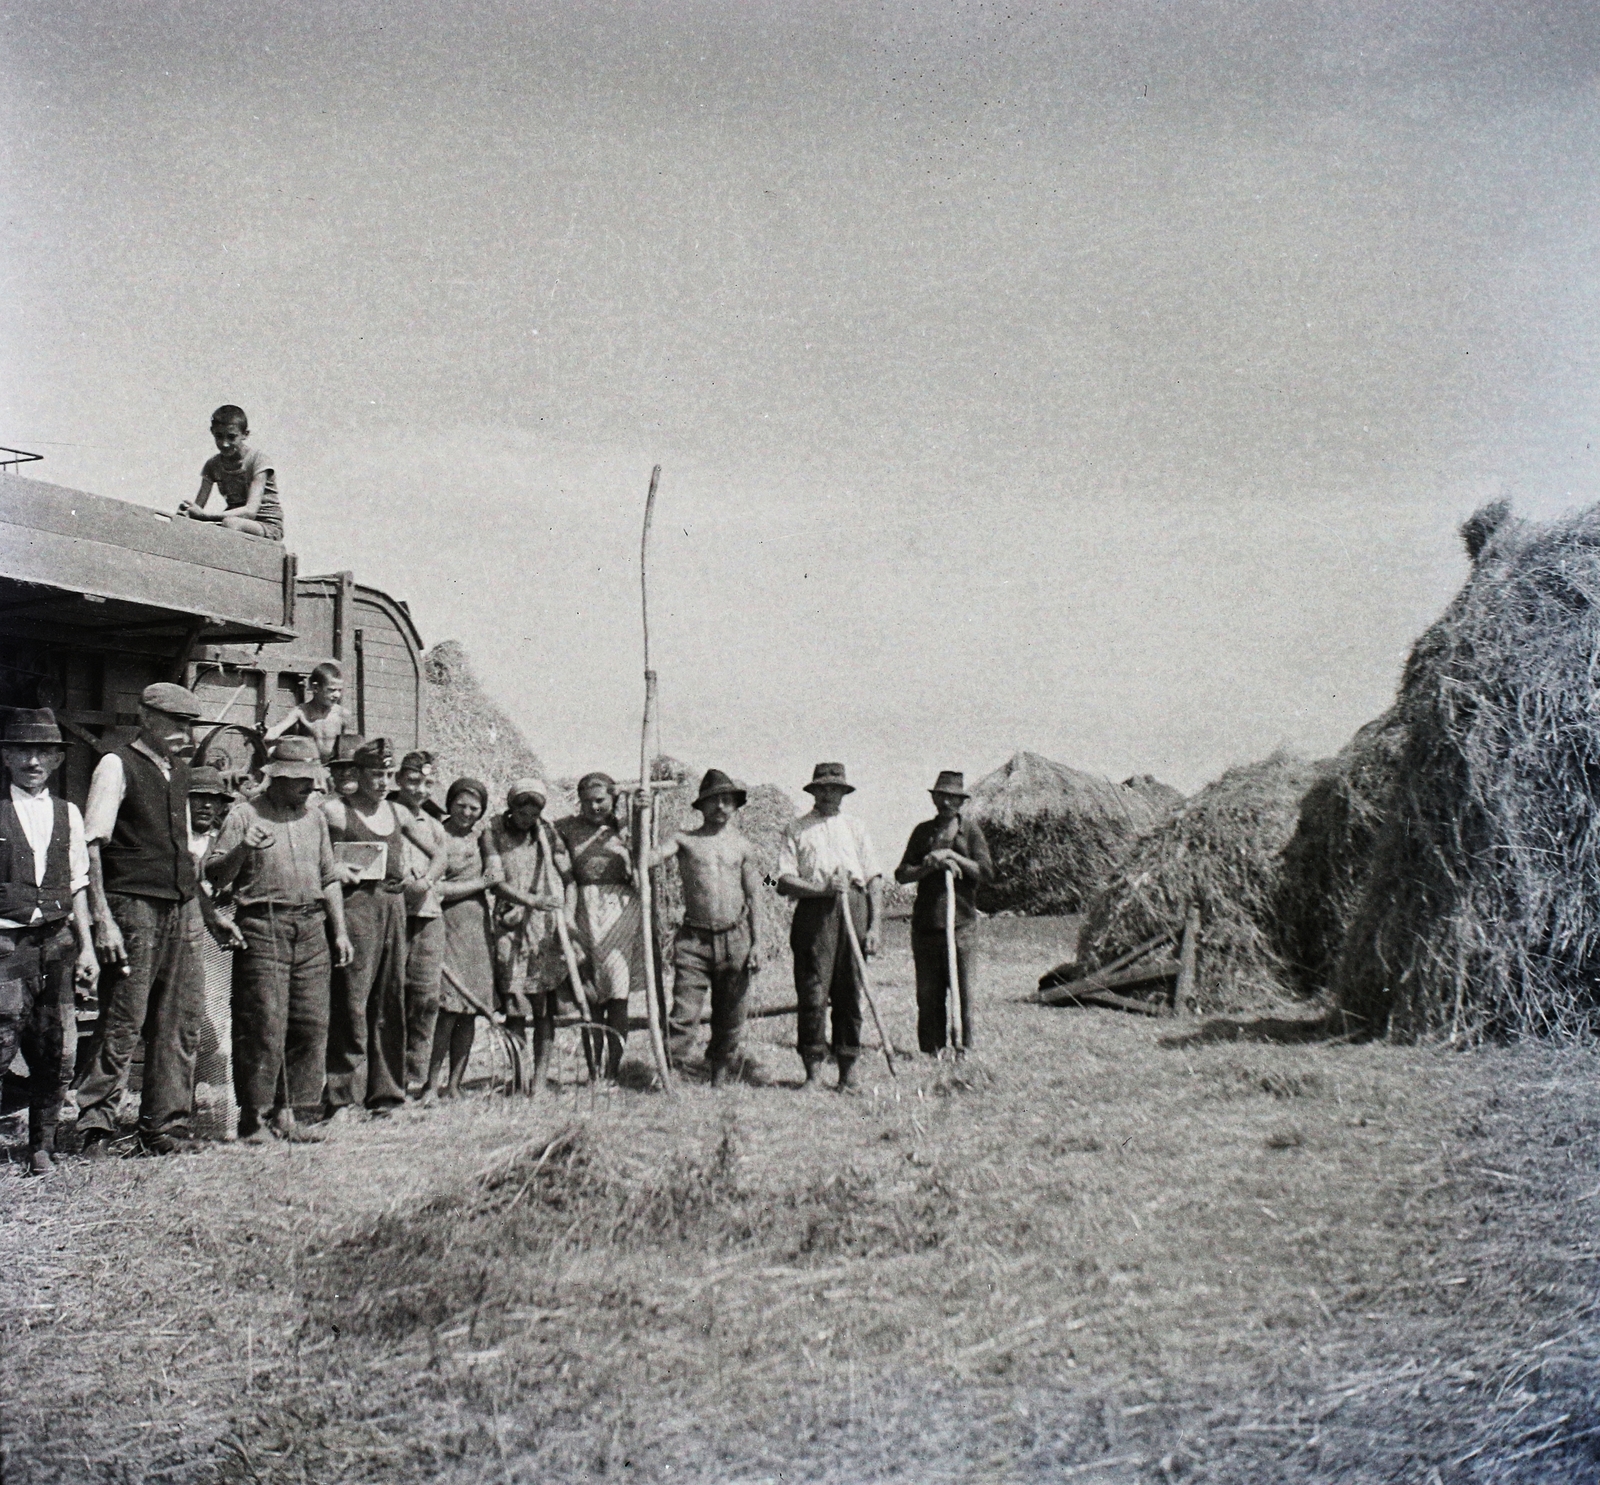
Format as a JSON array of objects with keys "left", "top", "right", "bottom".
[
  {"left": 1334, "top": 500, "right": 1600, "bottom": 1042},
  {"left": 1271, "top": 709, "right": 1407, "bottom": 998},
  {"left": 421, "top": 641, "right": 545, "bottom": 797},
  {"left": 967, "top": 752, "right": 1181, "bottom": 914},
  {"left": 1075, "top": 752, "right": 1324, "bottom": 1009}
]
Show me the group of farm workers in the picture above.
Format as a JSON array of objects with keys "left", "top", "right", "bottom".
[{"left": 0, "top": 672, "right": 994, "bottom": 1174}]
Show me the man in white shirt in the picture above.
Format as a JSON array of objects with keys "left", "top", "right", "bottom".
[
  {"left": 0, "top": 709, "right": 98, "bottom": 1174},
  {"left": 776, "top": 762, "right": 883, "bottom": 1093},
  {"left": 76, "top": 681, "right": 207, "bottom": 1156}
]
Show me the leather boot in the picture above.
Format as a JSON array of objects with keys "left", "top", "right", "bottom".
[
  {"left": 605, "top": 999, "right": 630, "bottom": 1080},
  {"left": 836, "top": 1055, "right": 861, "bottom": 1095},
  {"left": 800, "top": 1056, "right": 825, "bottom": 1092}
]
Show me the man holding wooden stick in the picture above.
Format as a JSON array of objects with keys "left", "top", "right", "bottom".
[
  {"left": 894, "top": 771, "right": 994, "bottom": 1057},
  {"left": 776, "top": 762, "right": 883, "bottom": 1093}
]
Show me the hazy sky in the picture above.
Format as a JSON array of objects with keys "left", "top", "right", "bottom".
[{"left": 5, "top": 2, "right": 1600, "bottom": 851}]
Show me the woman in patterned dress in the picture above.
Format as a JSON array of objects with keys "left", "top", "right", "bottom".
[
  {"left": 423, "top": 777, "right": 495, "bottom": 1101},
  {"left": 483, "top": 777, "right": 570, "bottom": 1094}
]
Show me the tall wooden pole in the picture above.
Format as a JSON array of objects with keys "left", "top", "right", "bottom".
[
  {"left": 943, "top": 868, "right": 965, "bottom": 1053},
  {"left": 636, "top": 466, "right": 674, "bottom": 1092}
]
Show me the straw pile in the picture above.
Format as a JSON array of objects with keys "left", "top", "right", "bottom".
[
  {"left": 421, "top": 641, "right": 545, "bottom": 793},
  {"left": 967, "top": 751, "right": 1182, "bottom": 914},
  {"left": 1271, "top": 709, "right": 1407, "bottom": 999},
  {"left": 1333, "top": 500, "right": 1600, "bottom": 1042},
  {"left": 1075, "top": 752, "right": 1325, "bottom": 1009}
]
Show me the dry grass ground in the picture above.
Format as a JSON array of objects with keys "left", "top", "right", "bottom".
[{"left": 3, "top": 918, "right": 1598, "bottom": 1484}]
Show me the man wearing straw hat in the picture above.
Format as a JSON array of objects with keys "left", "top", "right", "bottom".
[
  {"left": 776, "top": 762, "right": 883, "bottom": 1093},
  {"left": 205, "top": 736, "right": 354, "bottom": 1142},
  {"left": 78, "top": 681, "right": 207, "bottom": 1156},
  {"left": 0, "top": 708, "right": 99, "bottom": 1174},
  {"left": 894, "top": 770, "right": 995, "bottom": 1056}
]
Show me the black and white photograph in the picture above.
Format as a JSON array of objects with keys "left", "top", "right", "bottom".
[{"left": 3, "top": 3, "right": 1599, "bottom": 1480}]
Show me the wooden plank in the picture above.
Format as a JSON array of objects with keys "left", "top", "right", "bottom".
[
  {"left": 1076, "top": 988, "right": 1169, "bottom": 1017},
  {"left": 1039, "top": 958, "right": 1180, "bottom": 1007},
  {"left": 0, "top": 519, "right": 288, "bottom": 632},
  {"left": 1038, "top": 929, "right": 1173, "bottom": 992},
  {"left": 0, "top": 475, "right": 286, "bottom": 581}
]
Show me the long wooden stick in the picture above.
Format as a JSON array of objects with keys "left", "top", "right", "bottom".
[
  {"left": 943, "top": 868, "right": 964, "bottom": 1053},
  {"left": 837, "top": 890, "right": 898, "bottom": 1077},
  {"left": 636, "top": 465, "right": 674, "bottom": 1093},
  {"left": 439, "top": 962, "right": 526, "bottom": 1092},
  {"left": 550, "top": 896, "right": 596, "bottom": 1081}
]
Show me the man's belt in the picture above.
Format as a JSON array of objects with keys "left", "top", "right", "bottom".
[
  {"left": 681, "top": 912, "right": 748, "bottom": 936},
  {"left": 236, "top": 901, "right": 325, "bottom": 917}
]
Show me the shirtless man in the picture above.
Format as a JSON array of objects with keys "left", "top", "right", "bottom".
[{"left": 646, "top": 770, "right": 770, "bottom": 1086}]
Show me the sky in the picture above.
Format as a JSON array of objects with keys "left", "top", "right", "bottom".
[{"left": 4, "top": 1, "right": 1600, "bottom": 853}]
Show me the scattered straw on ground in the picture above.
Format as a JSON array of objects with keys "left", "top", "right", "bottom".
[{"left": 3, "top": 917, "right": 1596, "bottom": 1484}]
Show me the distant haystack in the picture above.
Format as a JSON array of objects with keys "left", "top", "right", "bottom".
[
  {"left": 968, "top": 751, "right": 1182, "bottom": 915},
  {"left": 1272, "top": 710, "right": 1407, "bottom": 999},
  {"left": 1334, "top": 499, "right": 1600, "bottom": 1042},
  {"left": 422, "top": 641, "right": 545, "bottom": 797},
  {"left": 1076, "top": 752, "right": 1324, "bottom": 1009}
]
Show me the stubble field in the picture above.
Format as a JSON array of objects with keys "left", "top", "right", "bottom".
[{"left": 3, "top": 917, "right": 1599, "bottom": 1484}]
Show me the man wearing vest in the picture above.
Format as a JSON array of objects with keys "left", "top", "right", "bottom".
[
  {"left": 77, "top": 682, "right": 207, "bottom": 1156},
  {"left": 0, "top": 709, "right": 99, "bottom": 1175}
]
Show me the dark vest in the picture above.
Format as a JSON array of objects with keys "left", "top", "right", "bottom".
[
  {"left": 0, "top": 795, "right": 72, "bottom": 923},
  {"left": 99, "top": 743, "right": 197, "bottom": 902}
]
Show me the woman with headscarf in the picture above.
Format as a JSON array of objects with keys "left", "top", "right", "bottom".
[
  {"left": 483, "top": 777, "right": 571, "bottom": 1094},
  {"left": 552, "top": 772, "right": 641, "bottom": 1080},
  {"left": 422, "top": 776, "right": 495, "bottom": 1102}
]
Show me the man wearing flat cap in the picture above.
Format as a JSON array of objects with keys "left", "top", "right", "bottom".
[
  {"left": 78, "top": 681, "right": 207, "bottom": 1155},
  {"left": 321, "top": 738, "right": 443, "bottom": 1120},
  {"left": 895, "top": 771, "right": 995, "bottom": 1056},
  {"left": 0, "top": 708, "right": 99, "bottom": 1174},
  {"left": 776, "top": 762, "right": 884, "bottom": 1093},
  {"left": 207, "top": 736, "right": 354, "bottom": 1142}
]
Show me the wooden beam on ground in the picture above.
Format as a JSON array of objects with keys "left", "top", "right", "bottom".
[
  {"left": 1038, "top": 957, "right": 1180, "bottom": 1007},
  {"left": 1038, "top": 928, "right": 1174, "bottom": 992}
]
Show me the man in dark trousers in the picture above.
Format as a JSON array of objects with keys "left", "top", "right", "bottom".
[
  {"left": 78, "top": 682, "right": 207, "bottom": 1155},
  {"left": 776, "top": 762, "right": 883, "bottom": 1093},
  {"left": 205, "top": 736, "right": 355, "bottom": 1143},
  {"left": 0, "top": 709, "right": 99, "bottom": 1174},
  {"left": 894, "top": 771, "right": 995, "bottom": 1056}
]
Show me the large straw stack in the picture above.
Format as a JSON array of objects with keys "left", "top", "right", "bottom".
[
  {"left": 421, "top": 641, "right": 545, "bottom": 793},
  {"left": 968, "top": 751, "right": 1181, "bottom": 914},
  {"left": 1076, "top": 752, "right": 1324, "bottom": 1009},
  {"left": 1333, "top": 500, "right": 1600, "bottom": 1042},
  {"left": 1271, "top": 709, "right": 1408, "bottom": 999}
]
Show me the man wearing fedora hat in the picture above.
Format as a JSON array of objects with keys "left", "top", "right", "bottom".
[
  {"left": 0, "top": 708, "right": 99, "bottom": 1174},
  {"left": 206, "top": 736, "right": 354, "bottom": 1142},
  {"left": 776, "top": 762, "right": 884, "bottom": 1092},
  {"left": 894, "top": 771, "right": 995, "bottom": 1056},
  {"left": 78, "top": 681, "right": 208, "bottom": 1156},
  {"left": 646, "top": 769, "right": 770, "bottom": 1086}
]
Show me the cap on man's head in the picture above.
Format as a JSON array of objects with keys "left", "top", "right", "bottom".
[
  {"left": 263, "top": 735, "right": 323, "bottom": 780},
  {"left": 693, "top": 769, "right": 748, "bottom": 810},
  {"left": 328, "top": 733, "right": 365, "bottom": 767},
  {"left": 0, "top": 708, "right": 64, "bottom": 747},
  {"left": 352, "top": 738, "right": 395, "bottom": 770},
  {"left": 507, "top": 776, "right": 547, "bottom": 806},
  {"left": 187, "top": 765, "right": 234, "bottom": 798},
  {"left": 930, "top": 770, "right": 970, "bottom": 800},
  {"left": 141, "top": 682, "right": 202, "bottom": 720},
  {"left": 804, "top": 762, "right": 855, "bottom": 795},
  {"left": 399, "top": 750, "right": 435, "bottom": 777}
]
